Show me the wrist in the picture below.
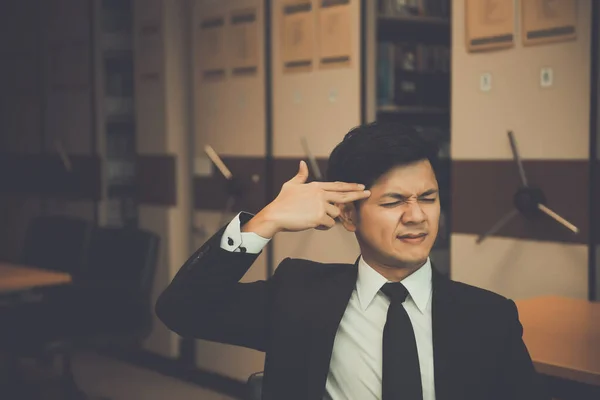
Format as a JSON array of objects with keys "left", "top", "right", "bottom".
[{"left": 241, "top": 208, "right": 280, "bottom": 239}]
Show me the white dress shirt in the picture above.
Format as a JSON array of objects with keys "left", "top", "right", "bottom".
[{"left": 220, "top": 213, "right": 436, "bottom": 400}]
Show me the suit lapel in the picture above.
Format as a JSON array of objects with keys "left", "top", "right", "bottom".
[
  {"left": 306, "top": 262, "right": 358, "bottom": 399},
  {"left": 431, "top": 267, "right": 458, "bottom": 400}
]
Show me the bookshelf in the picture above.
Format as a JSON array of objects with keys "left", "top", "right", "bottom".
[{"left": 365, "top": 0, "right": 451, "bottom": 273}]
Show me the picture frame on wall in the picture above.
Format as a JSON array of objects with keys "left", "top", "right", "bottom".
[
  {"left": 197, "top": 14, "right": 227, "bottom": 81},
  {"left": 229, "top": 7, "right": 260, "bottom": 77},
  {"left": 522, "top": 0, "right": 577, "bottom": 46},
  {"left": 465, "top": 0, "right": 515, "bottom": 52},
  {"left": 281, "top": 0, "right": 314, "bottom": 74},
  {"left": 318, "top": 0, "right": 352, "bottom": 70}
]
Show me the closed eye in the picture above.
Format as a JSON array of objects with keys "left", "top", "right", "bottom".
[
  {"left": 381, "top": 201, "right": 402, "bottom": 208},
  {"left": 419, "top": 198, "right": 437, "bottom": 203}
]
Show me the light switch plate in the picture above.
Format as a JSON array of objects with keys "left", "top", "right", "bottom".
[
  {"left": 541, "top": 67, "right": 553, "bottom": 88},
  {"left": 480, "top": 73, "right": 492, "bottom": 92},
  {"left": 293, "top": 91, "right": 302, "bottom": 104},
  {"left": 329, "top": 88, "right": 338, "bottom": 103}
]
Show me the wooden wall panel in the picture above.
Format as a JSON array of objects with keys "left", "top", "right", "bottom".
[
  {"left": 450, "top": 0, "right": 592, "bottom": 299},
  {"left": 191, "top": 0, "right": 267, "bottom": 382},
  {"left": 271, "top": 0, "right": 361, "bottom": 159},
  {"left": 270, "top": 0, "right": 361, "bottom": 271}
]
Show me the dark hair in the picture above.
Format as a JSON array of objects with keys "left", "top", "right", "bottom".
[{"left": 326, "top": 122, "right": 439, "bottom": 189}]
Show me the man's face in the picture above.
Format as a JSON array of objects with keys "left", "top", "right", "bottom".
[{"left": 342, "top": 160, "right": 440, "bottom": 269}]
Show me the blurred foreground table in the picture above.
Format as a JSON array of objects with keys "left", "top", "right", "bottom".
[
  {"left": 516, "top": 296, "right": 600, "bottom": 387},
  {"left": 0, "top": 262, "right": 71, "bottom": 294}
]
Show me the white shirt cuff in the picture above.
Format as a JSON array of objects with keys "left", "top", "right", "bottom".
[{"left": 220, "top": 212, "right": 271, "bottom": 254}]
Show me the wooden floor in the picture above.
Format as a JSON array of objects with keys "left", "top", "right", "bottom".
[{"left": 2, "top": 352, "right": 237, "bottom": 400}]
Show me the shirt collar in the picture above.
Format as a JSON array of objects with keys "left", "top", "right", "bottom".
[{"left": 356, "top": 256, "right": 432, "bottom": 314}]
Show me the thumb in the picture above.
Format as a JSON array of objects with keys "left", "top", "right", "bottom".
[{"left": 289, "top": 160, "right": 309, "bottom": 184}]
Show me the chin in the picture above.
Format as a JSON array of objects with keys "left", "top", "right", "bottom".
[
  {"left": 388, "top": 254, "right": 428, "bottom": 269},
  {"left": 393, "top": 247, "right": 430, "bottom": 263},
  {"left": 401, "top": 258, "right": 428, "bottom": 268}
]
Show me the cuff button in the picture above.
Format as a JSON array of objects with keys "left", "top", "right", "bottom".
[
  {"left": 228, "top": 237, "right": 234, "bottom": 246},
  {"left": 240, "top": 246, "right": 247, "bottom": 253}
]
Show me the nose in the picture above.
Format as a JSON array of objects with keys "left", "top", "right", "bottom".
[{"left": 401, "top": 201, "right": 426, "bottom": 225}]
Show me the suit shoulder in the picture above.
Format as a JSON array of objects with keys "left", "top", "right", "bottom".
[
  {"left": 447, "top": 279, "right": 511, "bottom": 308},
  {"left": 443, "top": 280, "right": 520, "bottom": 327},
  {"left": 273, "top": 257, "right": 353, "bottom": 278}
]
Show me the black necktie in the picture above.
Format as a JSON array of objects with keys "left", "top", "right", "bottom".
[{"left": 380, "top": 282, "right": 423, "bottom": 400}]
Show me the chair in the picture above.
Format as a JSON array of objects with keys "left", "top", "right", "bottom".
[
  {"left": 59, "top": 225, "right": 160, "bottom": 398},
  {"left": 20, "top": 215, "right": 93, "bottom": 276},
  {"left": 246, "top": 371, "right": 264, "bottom": 400},
  {"left": 12, "top": 225, "right": 160, "bottom": 399}
]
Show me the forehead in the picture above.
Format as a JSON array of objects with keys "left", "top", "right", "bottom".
[{"left": 371, "top": 160, "right": 438, "bottom": 193}]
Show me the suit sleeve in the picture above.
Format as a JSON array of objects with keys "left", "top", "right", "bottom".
[
  {"left": 155, "top": 212, "right": 285, "bottom": 352},
  {"left": 499, "top": 299, "right": 550, "bottom": 400}
]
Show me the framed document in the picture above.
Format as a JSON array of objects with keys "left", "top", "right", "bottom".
[
  {"left": 281, "top": 1, "right": 314, "bottom": 73},
  {"left": 229, "top": 8, "right": 260, "bottom": 77},
  {"left": 318, "top": 0, "right": 352, "bottom": 69},
  {"left": 197, "top": 14, "right": 227, "bottom": 81},
  {"left": 522, "top": 0, "right": 577, "bottom": 46},
  {"left": 137, "top": 21, "right": 163, "bottom": 81},
  {"left": 465, "top": 0, "right": 514, "bottom": 52}
]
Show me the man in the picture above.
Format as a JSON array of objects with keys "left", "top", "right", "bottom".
[{"left": 156, "top": 123, "right": 548, "bottom": 400}]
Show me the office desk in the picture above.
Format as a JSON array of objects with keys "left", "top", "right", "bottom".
[
  {"left": 0, "top": 262, "right": 71, "bottom": 293},
  {"left": 515, "top": 296, "right": 600, "bottom": 387}
]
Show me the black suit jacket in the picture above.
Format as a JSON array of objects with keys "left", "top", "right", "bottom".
[{"left": 156, "top": 215, "right": 549, "bottom": 400}]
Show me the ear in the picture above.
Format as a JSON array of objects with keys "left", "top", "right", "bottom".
[{"left": 337, "top": 202, "right": 358, "bottom": 233}]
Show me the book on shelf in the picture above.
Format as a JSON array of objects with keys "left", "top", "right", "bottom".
[
  {"left": 378, "top": 0, "right": 450, "bottom": 19},
  {"left": 377, "top": 42, "right": 395, "bottom": 106},
  {"left": 377, "top": 41, "right": 450, "bottom": 108}
]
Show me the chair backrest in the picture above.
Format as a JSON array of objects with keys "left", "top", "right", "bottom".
[
  {"left": 246, "top": 371, "right": 264, "bottom": 400},
  {"left": 20, "top": 215, "right": 93, "bottom": 276},
  {"left": 83, "top": 226, "right": 160, "bottom": 302}
]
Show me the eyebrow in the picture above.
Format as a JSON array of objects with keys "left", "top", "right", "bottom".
[{"left": 380, "top": 189, "right": 439, "bottom": 200}]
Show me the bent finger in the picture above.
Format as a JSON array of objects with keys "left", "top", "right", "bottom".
[
  {"left": 315, "top": 216, "right": 336, "bottom": 230},
  {"left": 325, "top": 203, "right": 341, "bottom": 219}
]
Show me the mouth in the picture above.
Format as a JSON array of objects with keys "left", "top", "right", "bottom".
[{"left": 397, "top": 233, "right": 428, "bottom": 244}]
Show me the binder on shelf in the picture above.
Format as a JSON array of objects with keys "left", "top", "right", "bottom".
[
  {"left": 377, "top": 41, "right": 450, "bottom": 109},
  {"left": 377, "top": 42, "right": 395, "bottom": 106}
]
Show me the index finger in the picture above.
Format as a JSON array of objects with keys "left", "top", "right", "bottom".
[
  {"left": 317, "top": 181, "right": 365, "bottom": 192},
  {"left": 325, "top": 190, "right": 371, "bottom": 204}
]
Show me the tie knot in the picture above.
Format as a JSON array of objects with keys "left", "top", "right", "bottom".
[{"left": 381, "top": 282, "right": 409, "bottom": 303}]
